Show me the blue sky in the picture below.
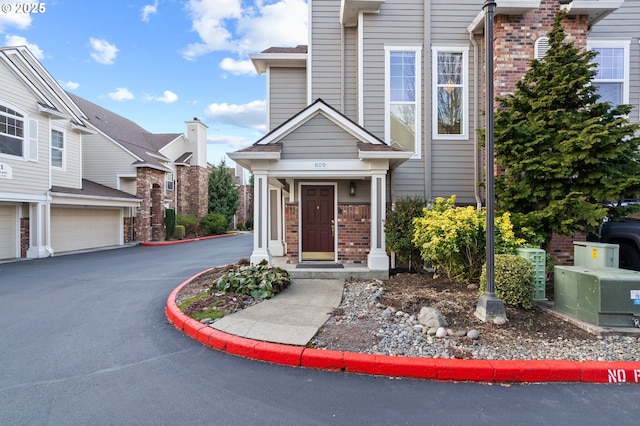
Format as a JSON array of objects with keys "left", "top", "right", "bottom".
[{"left": 0, "top": 0, "right": 308, "bottom": 165}]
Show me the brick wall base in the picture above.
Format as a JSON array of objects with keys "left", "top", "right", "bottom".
[
  {"left": 548, "top": 232, "right": 586, "bottom": 266},
  {"left": 20, "top": 217, "right": 29, "bottom": 258},
  {"left": 284, "top": 202, "right": 371, "bottom": 264}
]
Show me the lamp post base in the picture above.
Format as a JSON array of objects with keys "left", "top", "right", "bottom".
[{"left": 474, "top": 293, "right": 507, "bottom": 323}]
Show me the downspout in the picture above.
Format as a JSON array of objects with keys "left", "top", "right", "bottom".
[
  {"left": 423, "top": 0, "right": 431, "bottom": 201},
  {"left": 341, "top": 22, "right": 345, "bottom": 113},
  {"left": 468, "top": 28, "right": 483, "bottom": 210}
]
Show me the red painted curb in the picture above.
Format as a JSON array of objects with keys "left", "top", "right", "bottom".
[
  {"left": 166, "top": 269, "right": 640, "bottom": 384},
  {"left": 141, "top": 233, "right": 240, "bottom": 247}
]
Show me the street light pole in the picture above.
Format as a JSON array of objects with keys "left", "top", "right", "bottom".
[{"left": 475, "top": 0, "right": 506, "bottom": 323}]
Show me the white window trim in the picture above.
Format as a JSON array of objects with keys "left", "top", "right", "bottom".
[
  {"left": 587, "top": 39, "right": 631, "bottom": 106},
  {"left": 0, "top": 102, "right": 28, "bottom": 161},
  {"left": 384, "top": 45, "right": 422, "bottom": 160},
  {"left": 50, "top": 126, "right": 65, "bottom": 170},
  {"left": 165, "top": 171, "right": 175, "bottom": 191},
  {"left": 431, "top": 46, "right": 469, "bottom": 140}
]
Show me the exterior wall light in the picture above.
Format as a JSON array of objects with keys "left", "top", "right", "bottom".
[{"left": 349, "top": 181, "right": 356, "bottom": 196}]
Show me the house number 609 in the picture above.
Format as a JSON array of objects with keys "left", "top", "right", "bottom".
[{"left": 314, "top": 162, "right": 327, "bottom": 168}]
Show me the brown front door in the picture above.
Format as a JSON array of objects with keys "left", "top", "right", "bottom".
[{"left": 301, "top": 185, "right": 334, "bottom": 260}]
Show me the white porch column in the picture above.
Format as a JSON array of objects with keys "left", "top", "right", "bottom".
[
  {"left": 26, "top": 201, "right": 51, "bottom": 258},
  {"left": 268, "top": 186, "right": 285, "bottom": 256},
  {"left": 368, "top": 172, "right": 389, "bottom": 270},
  {"left": 250, "top": 172, "right": 271, "bottom": 265}
]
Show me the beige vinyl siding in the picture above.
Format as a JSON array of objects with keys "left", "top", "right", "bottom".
[
  {"left": 269, "top": 68, "right": 307, "bottom": 130},
  {"left": 589, "top": 2, "right": 640, "bottom": 125},
  {"left": 82, "top": 134, "right": 138, "bottom": 189},
  {"left": 159, "top": 137, "right": 187, "bottom": 164},
  {"left": 0, "top": 65, "right": 50, "bottom": 195},
  {"left": 429, "top": 0, "right": 479, "bottom": 204},
  {"left": 309, "top": 0, "right": 343, "bottom": 107},
  {"left": 360, "top": 0, "right": 427, "bottom": 199},
  {"left": 344, "top": 26, "right": 359, "bottom": 121},
  {"left": 280, "top": 114, "right": 359, "bottom": 160},
  {"left": 50, "top": 126, "right": 83, "bottom": 189}
]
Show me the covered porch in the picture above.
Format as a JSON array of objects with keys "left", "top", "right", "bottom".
[{"left": 229, "top": 99, "right": 411, "bottom": 279}]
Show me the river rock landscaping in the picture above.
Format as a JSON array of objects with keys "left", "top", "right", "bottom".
[{"left": 177, "top": 265, "right": 640, "bottom": 362}]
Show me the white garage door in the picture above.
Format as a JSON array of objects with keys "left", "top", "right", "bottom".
[
  {"left": 51, "top": 207, "right": 120, "bottom": 253},
  {"left": 0, "top": 205, "right": 18, "bottom": 259}
]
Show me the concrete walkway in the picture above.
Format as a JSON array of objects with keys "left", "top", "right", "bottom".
[{"left": 211, "top": 279, "right": 344, "bottom": 346}]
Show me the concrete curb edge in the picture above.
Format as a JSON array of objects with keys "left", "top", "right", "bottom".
[
  {"left": 141, "top": 233, "right": 241, "bottom": 247},
  {"left": 166, "top": 269, "right": 640, "bottom": 384}
]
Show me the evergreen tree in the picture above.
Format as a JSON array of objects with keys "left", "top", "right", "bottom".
[
  {"left": 493, "top": 11, "right": 640, "bottom": 249},
  {"left": 208, "top": 158, "right": 240, "bottom": 227}
]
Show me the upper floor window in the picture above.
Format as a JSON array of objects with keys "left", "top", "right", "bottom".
[
  {"left": 588, "top": 40, "right": 630, "bottom": 108},
  {"left": 385, "top": 46, "right": 422, "bottom": 159},
  {"left": 166, "top": 172, "right": 174, "bottom": 191},
  {"left": 432, "top": 46, "right": 468, "bottom": 139},
  {"left": 51, "top": 128, "right": 64, "bottom": 168},
  {"left": 0, "top": 105, "right": 25, "bottom": 158}
]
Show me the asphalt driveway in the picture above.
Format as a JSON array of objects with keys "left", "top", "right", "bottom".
[{"left": 1, "top": 233, "right": 639, "bottom": 425}]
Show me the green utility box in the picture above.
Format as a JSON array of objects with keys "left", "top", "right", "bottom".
[
  {"left": 516, "top": 248, "right": 546, "bottom": 300},
  {"left": 573, "top": 241, "right": 619, "bottom": 268},
  {"left": 554, "top": 266, "right": 640, "bottom": 327}
]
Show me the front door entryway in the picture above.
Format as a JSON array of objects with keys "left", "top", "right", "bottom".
[{"left": 301, "top": 185, "right": 334, "bottom": 261}]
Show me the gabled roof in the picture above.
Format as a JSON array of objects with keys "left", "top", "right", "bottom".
[
  {"left": 67, "top": 92, "right": 181, "bottom": 172},
  {"left": 229, "top": 99, "right": 411, "bottom": 169},
  {"left": 250, "top": 45, "right": 307, "bottom": 74}
]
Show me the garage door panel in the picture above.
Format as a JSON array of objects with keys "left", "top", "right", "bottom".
[
  {"left": 0, "top": 205, "right": 18, "bottom": 259},
  {"left": 51, "top": 208, "right": 120, "bottom": 253}
]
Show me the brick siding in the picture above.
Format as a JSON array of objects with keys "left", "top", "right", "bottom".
[
  {"left": 337, "top": 203, "right": 371, "bottom": 263},
  {"left": 176, "top": 165, "right": 208, "bottom": 218}
]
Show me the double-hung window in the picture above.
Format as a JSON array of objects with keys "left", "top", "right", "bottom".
[
  {"left": 432, "top": 46, "right": 468, "bottom": 139},
  {"left": 166, "top": 172, "right": 175, "bottom": 191},
  {"left": 385, "top": 46, "right": 422, "bottom": 159},
  {"left": 51, "top": 128, "right": 64, "bottom": 169},
  {"left": 588, "top": 40, "right": 630, "bottom": 108},
  {"left": 0, "top": 104, "right": 25, "bottom": 158}
]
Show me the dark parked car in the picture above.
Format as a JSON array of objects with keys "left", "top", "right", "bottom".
[{"left": 588, "top": 219, "right": 640, "bottom": 271}]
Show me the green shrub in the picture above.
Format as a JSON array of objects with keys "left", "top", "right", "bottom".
[
  {"left": 385, "top": 196, "right": 426, "bottom": 271},
  {"left": 165, "top": 208, "right": 176, "bottom": 240},
  {"left": 201, "top": 212, "right": 227, "bottom": 235},
  {"left": 412, "top": 195, "right": 528, "bottom": 281},
  {"left": 177, "top": 214, "right": 200, "bottom": 237},
  {"left": 174, "top": 225, "right": 185, "bottom": 240},
  {"left": 479, "top": 254, "right": 535, "bottom": 309},
  {"left": 210, "top": 260, "right": 290, "bottom": 300}
]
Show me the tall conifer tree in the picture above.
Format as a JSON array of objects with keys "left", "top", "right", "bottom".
[
  {"left": 494, "top": 11, "right": 640, "bottom": 249},
  {"left": 208, "top": 159, "right": 240, "bottom": 226}
]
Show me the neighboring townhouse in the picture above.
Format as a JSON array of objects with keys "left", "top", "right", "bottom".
[
  {"left": 67, "top": 94, "right": 209, "bottom": 242},
  {"left": 230, "top": 0, "right": 639, "bottom": 276},
  {"left": 0, "top": 45, "right": 140, "bottom": 259},
  {"left": 0, "top": 45, "right": 210, "bottom": 261}
]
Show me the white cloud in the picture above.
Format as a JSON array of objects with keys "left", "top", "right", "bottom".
[
  {"left": 204, "top": 100, "right": 266, "bottom": 131},
  {"left": 219, "top": 57, "right": 256, "bottom": 76},
  {"left": 0, "top": 2, "right": 32, "bottom": 32},
  {"left": 89, "top": 38, "right": 119, "bottom": 65},
  {"left": 61, "top": 80, "right": 80, "bottom": 90},
  {"left": 141, "top": 0, "right": 159, "bottom": 22},
  {"left": 207, "top": 134, "right": 252, "bottom": 150},
  {"left": 182, "top": 0, "right": 307, "bottom": 61},
  {"left": 108, "top": 87, "right": 134, "bottom": 101},
  {"left": 154, "top": 90, "right": 179, "bottom": 104},
  {"left": 3, "top": 35, "right": 44, "bottom": 59}
]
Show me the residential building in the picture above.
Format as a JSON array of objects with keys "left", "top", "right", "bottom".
[
  {"left": 0, "top": 45, "right": 209, "bottom": 260},
  {"left": 230, "top": 0, "right": 638, "bottom": 276}
]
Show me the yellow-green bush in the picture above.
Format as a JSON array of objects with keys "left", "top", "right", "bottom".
[
  {"left": 174, "top": 225, "right": 185, "bottom": 240},
  {"left": 412, "top": 195, "right": 527, "bottom": 281},
  {"left": 479, "top": 254, "right": 535, "bottom": 309}
]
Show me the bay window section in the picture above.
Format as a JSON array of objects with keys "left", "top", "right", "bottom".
[
  {"left": 385, "top": 46, "right": 422, "bottom": 159},
  {"left": 432, "top": 47, "right": 468, "bottom": 139}
]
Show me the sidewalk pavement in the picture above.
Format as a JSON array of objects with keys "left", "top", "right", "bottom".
[{"left": 166, "top": 269, "right": 640, "bottom": 385}]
